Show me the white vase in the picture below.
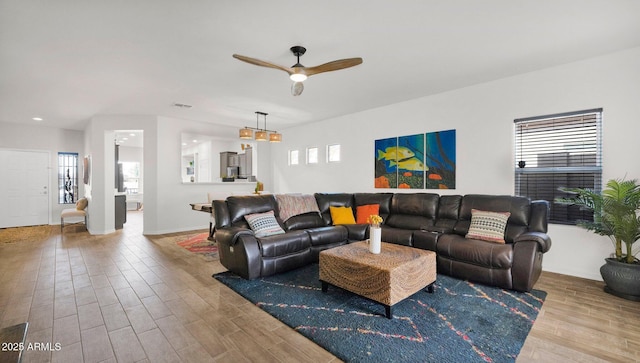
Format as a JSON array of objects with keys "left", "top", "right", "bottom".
[{"left": 369, "top": 227, "right": 381, "bottom": 254}]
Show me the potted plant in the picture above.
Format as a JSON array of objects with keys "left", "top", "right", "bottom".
[{"left": 556, "top": 178, "right": 640, "bottom": 301}]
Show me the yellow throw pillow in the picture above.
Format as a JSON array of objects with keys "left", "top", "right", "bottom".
[{"left": 329, "top": 206, "right": 356, "bottom": 225}]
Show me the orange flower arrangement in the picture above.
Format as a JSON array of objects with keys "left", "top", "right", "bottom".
[{"left": 398, "top": 183, "right": 410, "bottom": 189}]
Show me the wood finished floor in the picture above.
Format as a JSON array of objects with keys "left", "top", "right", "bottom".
[{"left": 0, "top": 211, "right": 638, "bottom": 363}]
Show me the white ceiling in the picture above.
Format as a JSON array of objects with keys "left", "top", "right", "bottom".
[{"left": 2, "top": 1, "right": 640, "bottom": 132}]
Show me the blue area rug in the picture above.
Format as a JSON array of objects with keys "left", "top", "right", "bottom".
[{"left": 214, "top": 264, "right": 546, "bottom": 363}]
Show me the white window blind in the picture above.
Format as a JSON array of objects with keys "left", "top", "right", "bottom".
[{"left": 514, "top": 108, "right": 602, "bottom": 224}]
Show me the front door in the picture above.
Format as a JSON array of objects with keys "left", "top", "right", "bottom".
[{"left": 0, "top": 149, "right": 50, "bottom": 228}]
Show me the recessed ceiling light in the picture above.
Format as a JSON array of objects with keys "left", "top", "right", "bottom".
[
  {"left": 192, "top": 139, "right": 197, "bottom": 143},
  {"left": 130, "top": 133, "right": 135, "bottom": 136},
  {"left": 32, "top": 117, "right": 43, "bottom": 121},
  {"left": 122, "top": 137, "right": 128, "bottom": 141},
  {"left": 182, "top": 143, "right": 187, "bottom": 146}
]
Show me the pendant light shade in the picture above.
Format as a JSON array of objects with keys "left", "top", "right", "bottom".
[
  {"left": 239, "top": 128, "right": 253, "bottom": 139},
  {"left": 269, "top": 132, "right": 282, "bottom": 142},
  {"left": 238, "top": 111, "right": 283, "bottom": 142},
  {"left": 254, "top": 130, "right": 267, "bottom": 141}
]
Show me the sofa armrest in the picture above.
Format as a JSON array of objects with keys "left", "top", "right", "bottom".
[
  {"left": 216, "top": 231, "right": 262, "bottom": 280},
  {"left": 214, "top": 227, "right": 254, "bottom": 246},
  {"left": 514, "top": 232, "right": 552, "bottom": 253}
]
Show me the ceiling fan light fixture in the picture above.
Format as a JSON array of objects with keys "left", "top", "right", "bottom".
[
  {"left": 289, "top": 73, "right": 307, "bottom": 82},
  {"left": 239, "top": 128, "right": 253, "bottom": 139},
  {"left": 233, "top": 45, "right": 362, "bottom": 96}
]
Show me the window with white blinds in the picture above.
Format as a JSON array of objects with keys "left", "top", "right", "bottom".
[{"left": 514, "top": 108, "right": 602, "bottom": 224}]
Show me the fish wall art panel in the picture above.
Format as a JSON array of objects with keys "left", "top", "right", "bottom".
[
  {"left": 397, "top": 134, "right": 425, "bottom": 189},
  {"left": 425, "top": 129, "right": 456, "bottom": 189},
  {"left": 374, "top": 137, "right": 399, "bottom": 188}
]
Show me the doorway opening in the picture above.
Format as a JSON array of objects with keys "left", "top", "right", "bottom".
[{"left": 114, "top": 130, "right": 143, "bottom": 233}]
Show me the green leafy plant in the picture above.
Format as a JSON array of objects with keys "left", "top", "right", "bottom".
[{"left": 556, "top": 178, "right": 640, "bottom": 264}]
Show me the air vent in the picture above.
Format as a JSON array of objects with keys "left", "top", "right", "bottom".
[{"left": 172, "top": 102, "right": 193, "bottom": 108}]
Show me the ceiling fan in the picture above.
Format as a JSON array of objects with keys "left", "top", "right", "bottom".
[{"left": 233, "top": 46, "right": 363, "bottom": 96}]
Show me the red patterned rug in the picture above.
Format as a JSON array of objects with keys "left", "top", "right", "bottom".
[{"left": 176, "top": 232, "right": 218, "bottom": 261}]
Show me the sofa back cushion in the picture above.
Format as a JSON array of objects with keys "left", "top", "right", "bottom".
[
  {"left": 227, "top": 194, "right": 281, "bottom": 228},
  {"left": 315, "top": 193, "right": 355, "bottom": 225},
  {"left": 354, "top": 193, "right": 393, "bottom": 222},
  {"left": 454, "top": 194, "right": 531, "bottom": 243},
  {"left": 434, "top": 195, "right": 462, "bottom": 231},
  {"left": 386, "top": 193, "right": 439, "bottom": 230},
  {"left": 284, "top": 212, "right": 325, "bottom": 231}
]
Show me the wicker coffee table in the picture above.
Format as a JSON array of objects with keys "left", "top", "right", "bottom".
[{"left": 319, "top": 241, "right": 436, "bottom": 319}]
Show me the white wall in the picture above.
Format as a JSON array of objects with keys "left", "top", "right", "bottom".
[
  {"left": 153, "top": 116, "right": 261, "bottom": 234},
  {"left": 84, "top": 115, "right": 263, "bottom": 235},
  {"left": 271, "top": 46, "right": 640, "bottom": 281},
  {"left": 85, "top": 115, "right": 158, "bottom": 235},
  {"left": 0, "top": 121, "right": 85, "bottom": 224}
]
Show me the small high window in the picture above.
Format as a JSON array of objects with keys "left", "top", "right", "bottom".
[
  {"left": 289, "top": 150, "right": 299, "bottom": 165},
  {"left": 307, "top": 147, "right": 319, "bottom": 164},
  {"left": 327, "top": 144, "right": 341, "bottom": 163}
]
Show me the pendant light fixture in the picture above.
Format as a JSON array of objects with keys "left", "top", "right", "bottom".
[
  {"left": 238, "top": 112, "right": 282, "bottom": 142},
  {"left": 239, "top": 128, "right": 253, "bottom": 139}
]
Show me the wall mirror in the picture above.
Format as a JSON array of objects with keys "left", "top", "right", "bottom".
[{"left": 181, "top": 133, "right": 257, "bottom": 183}]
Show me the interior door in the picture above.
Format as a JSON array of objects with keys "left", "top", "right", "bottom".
[{"left": 0, "top": 150, "right": 50, "bottom": 228}]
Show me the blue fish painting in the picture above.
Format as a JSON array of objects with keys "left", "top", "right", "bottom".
[
  {"left": 374, "top": 137, "right": 398, "bottom": 188},
  {"left": 375, "top": 129, "right": 455, "bottom": 190},
  {"left": 425, "top": 129, "right": 456, "bottom": 189},
  {"left": 397, "top": 134, "right": 425, "bottom": 189}
]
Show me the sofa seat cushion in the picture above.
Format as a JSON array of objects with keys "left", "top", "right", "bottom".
[
  {"left": 381, "top": 226, "right": 413, "bottom": 246},
  {"left": 258, "top": 230, "right": 311, "bottom": 258},
  {"left": 437, "top": 234, "right": 513, "bottom": 269},
  {"left": 305, "top": 226, "right": 348, "bottom": 246},
  {"left": 344, "top": 224, "right": 368, "bottom": 241}
]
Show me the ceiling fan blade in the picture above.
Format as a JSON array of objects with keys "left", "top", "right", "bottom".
[
  {"left": 232, "top": 54, "right": 293, "bottom": 75},
  {"left": 304, "top": 58, "right": 363, "bottom": 76}
]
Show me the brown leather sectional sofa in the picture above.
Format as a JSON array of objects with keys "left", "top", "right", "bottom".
[{"left": 213, "top": 192, "right": 551, "bottom": 292}]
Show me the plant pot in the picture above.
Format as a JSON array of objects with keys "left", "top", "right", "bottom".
[{"left": 600, "top": 257, "right": 640, "bottom": 301}]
